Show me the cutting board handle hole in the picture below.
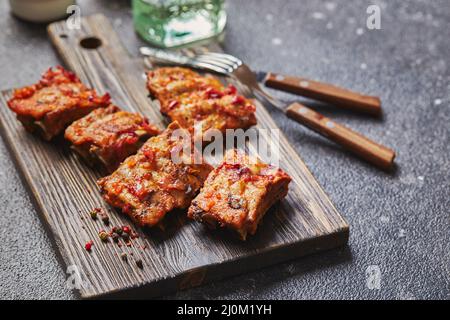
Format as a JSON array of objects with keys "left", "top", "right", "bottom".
[
  {"left": 59, "top": 34, "right": 68, "bottom": 39},
  {"left": 80, "top": 37, "right": 102, "bottom": 50}
]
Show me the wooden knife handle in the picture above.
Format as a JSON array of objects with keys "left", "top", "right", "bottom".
[
  {"left": 285, "top": 103, "right": 395, "bottom": 170},
  {"left": 265, "top": 72, "right": 382, "bottom": 116}
]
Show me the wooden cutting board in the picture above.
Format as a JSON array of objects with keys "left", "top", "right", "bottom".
[{"left": 0, "top": 14, "right": 348, "bottom": 298}]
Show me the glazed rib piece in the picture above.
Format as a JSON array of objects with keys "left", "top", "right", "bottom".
[
  {"left": 188, "top": 149, "right": 291, "bottom": 240},
  {"left": 98, "top": 121, "right": 213, "bottom": 227},
  {"left": 65, "top": 105, "right": 160, "bottom": 172},
  {"left": 7, "top": 66, "right": 110, "bottom": 140},
  {"left": 147, "top": 67, "right": 257, "bottom": 140},
  {"left": 147, "top": 67, "right": 222, "bottom": 106}
]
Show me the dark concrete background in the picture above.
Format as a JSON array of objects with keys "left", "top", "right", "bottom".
[{"left": 0, "top": 0, "right": 448, "bottom": 300}]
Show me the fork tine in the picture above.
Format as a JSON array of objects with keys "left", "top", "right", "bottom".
[
  {"left": 193, "top": 61, "right": 231, "bottom": 75},
  {"left": 200, "top": 51, "right": 242, "bottom": 62},
  {"left": 195, "top": 53, "right": 237, "bottom": 65},
  {"left": 199, "top": 52, "right": 243, "bottom": 66},
  {"left": 197, "top": 52, "right": 238, "bottom": 63},
  {"left": 194, "top": 56, "right": 237, "bottom": 71}
]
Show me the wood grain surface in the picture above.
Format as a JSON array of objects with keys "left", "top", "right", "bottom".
[{"left": 0, "top": 14, "right": 348, "bottom": 298}]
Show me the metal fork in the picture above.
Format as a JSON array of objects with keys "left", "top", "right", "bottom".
[{"left": 140, "top": 48, "right": 395, "bottom": 170}]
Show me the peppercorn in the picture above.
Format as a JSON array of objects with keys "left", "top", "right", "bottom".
[
  {"left": 136, "top": 259, "right": 143, "bottom": 269},
  {"left": 112, "top": 226, "right": 123, "bottom": 235},
  {"left": 101, "top": 215, "right": 110, "bottom": 225},
  {"left": 111, "top": 232, "right": 120, "bottom": 243},
  {"left": 98, "top": 230, "right": 109, "bottom": 242},
  {"left": 121, "top": 253, "right": 128, "bottom": 263},
  {"left": 90, "top": 210, "right": 98, "bottom": 220},
  {"left": 122, "top": 226, "right": 131, "bottom": 234},
  {"left": 85, "top": 241, "right": 93, "bottom": 251}
]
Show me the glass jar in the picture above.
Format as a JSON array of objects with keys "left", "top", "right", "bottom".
[{"left": 132, "top": 0, "right": 226, "bottom": 48}]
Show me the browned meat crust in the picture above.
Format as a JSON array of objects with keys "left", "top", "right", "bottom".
[
  {"left": 65, "top": 105, "right": 161, "bottom": 172},
  {"left": 97, "top": 121, "right": 213, "bottom": 227},
  {"left": 7, "top": 66, "right": 110, "bottom": 140},
  {"left": 147, "top": 67, "right": 257, "bottom": 140},
  {"left": 188, "top": 149, "right": 291, "bottom": 240}
]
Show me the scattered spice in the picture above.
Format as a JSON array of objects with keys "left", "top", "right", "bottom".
[
  {"left": 112, "top": 226, "right": 123, "bottom": 235},
  {"left": 122, "top": 232, "right": 130, "bottom": 241},
  {"left": 122, "top": 226, "right": 131, "bottom": 234},
  {"left": 120, "top": 253, "right": 128, "bottom": 263},
  {"left": 101, "top": 214, "right": 110, "bottom": 226},
  {"left": 85, "top": 241, "right": 93, "bottom": 252},
  {"left": 131, "top": 232, "right": 139, "bottom": 240},
  {"left": 89, "top": 208, "right": 99, "bottom": 220},
  {"left": 80, "top": 222, "right": 146, "bottom": 255},
  {"left": 111, "top": 232, "right": 120, "bottom": 243},
  {"left": 90, "top": 207, "right": 110, "bottom": 225},
  {"left": 136, "top": 259, "right": 143, "bottom": 269},
  {"left": 98, "top": 230, "right": 109, "bottom": 242}
]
